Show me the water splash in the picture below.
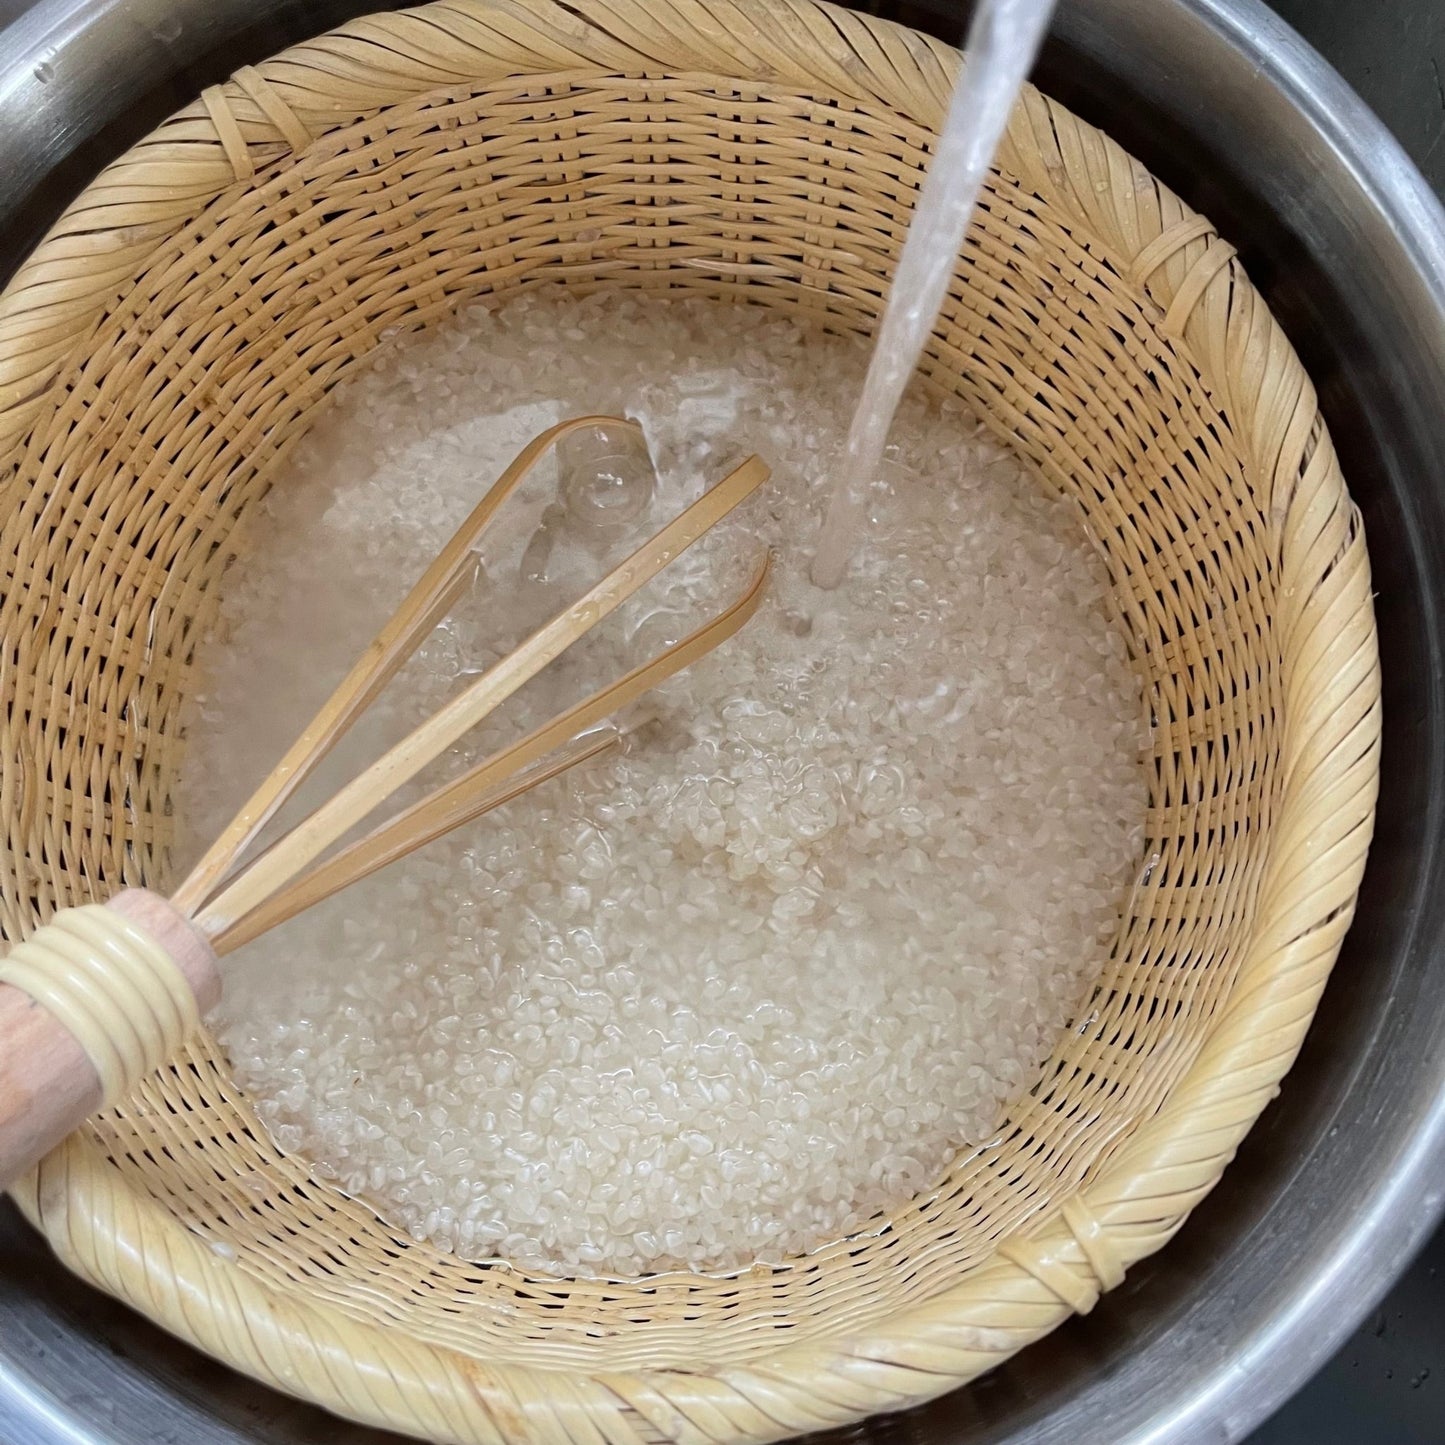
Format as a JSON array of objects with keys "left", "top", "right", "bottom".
[{"left": 811, "top": 0, "right": 1057, "bottom": 589}]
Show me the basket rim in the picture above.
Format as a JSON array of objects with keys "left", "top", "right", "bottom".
[{"left": 0, "top": 0, "right": 1381, "bottom": 1439}]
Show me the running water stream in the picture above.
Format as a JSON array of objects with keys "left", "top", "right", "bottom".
[{"left": 810, "top": 0, "right": 1058, "bottom": 589}]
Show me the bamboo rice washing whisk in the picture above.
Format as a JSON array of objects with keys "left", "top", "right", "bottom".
[{"left": 0, "top": 415, "right": 772, "bottom": 1188}]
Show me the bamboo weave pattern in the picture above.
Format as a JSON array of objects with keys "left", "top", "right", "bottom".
[{"left": 0, "top": 1, "right": 1379, "bottom": 1439}]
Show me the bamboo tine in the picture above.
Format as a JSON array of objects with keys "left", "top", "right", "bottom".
[
  {"left": 208, "top": 730, "right": 620, "bottom": 955},
  {"left": 171, "top": 414, "right": 641, "bottom": 918},
  {"left": 207, "top": 552, "right": 772, "bottom": 953},
  {"left": 192, "top": 452, "right": 770, "bottom": 939}
]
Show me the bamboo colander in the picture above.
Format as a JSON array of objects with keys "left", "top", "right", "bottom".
[{"left": 0, "top": 0, "right": 1380, "bottom": 1439}]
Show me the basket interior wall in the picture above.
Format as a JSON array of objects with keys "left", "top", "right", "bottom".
[{"left": 0, "top": 72, "right": 1282, "bottom": 1373}]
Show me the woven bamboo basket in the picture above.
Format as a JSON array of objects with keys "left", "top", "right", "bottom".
[{"left": 0, "top": 0, "right": 1381, "bottom": 1439}]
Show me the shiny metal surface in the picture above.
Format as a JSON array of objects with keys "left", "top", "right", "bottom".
[{"left": 2, "top": 1, "right": 1444, "bottom": 1443}]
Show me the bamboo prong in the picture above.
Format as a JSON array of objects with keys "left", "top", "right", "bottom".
[
  {"left": 207, "top": 729, "right": 621, "bottom": 955},
  {"left": 191, "top": 450, "right": 770, "bottom": 940},
  {"left": 205, "top": 552, "right": 772, "bottom": 953},
  {"left": 171, "top": 414, "right": 642, "bottom": 918}
]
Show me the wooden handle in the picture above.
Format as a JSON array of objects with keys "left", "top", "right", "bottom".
[{"left": 0, "top": 890, "right": 219, "bottom": 1189}]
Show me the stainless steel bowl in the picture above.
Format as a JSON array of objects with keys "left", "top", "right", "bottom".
[{"left": 2, "top": 2, "right": 1443, "bottom": 1442}]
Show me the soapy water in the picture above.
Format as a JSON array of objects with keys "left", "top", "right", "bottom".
[{"left": 812, "top": 0, "right": 1058, "bottom": 589}]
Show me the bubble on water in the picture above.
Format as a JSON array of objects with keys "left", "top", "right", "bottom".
[{"left": 559, "top": 421, "right": 655, "bottom": 534}]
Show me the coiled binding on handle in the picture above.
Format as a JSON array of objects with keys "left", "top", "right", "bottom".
[
  {"left": 0, "top": 903, "right": 202, "bottom": 1108},
  {"left": 0, "top": 890, "right": 219, "bottom": 1186}
]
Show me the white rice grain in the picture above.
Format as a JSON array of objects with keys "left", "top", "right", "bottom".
[{"left": 174, "top": 290, "right": 1147, "bottom": 1277}]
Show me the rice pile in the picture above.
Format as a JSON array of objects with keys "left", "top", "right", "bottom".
[{"left": 174, "top": 291, "right": 1147, "bottom": 1277}]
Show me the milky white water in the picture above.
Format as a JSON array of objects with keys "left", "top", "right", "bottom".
[{"left": 177, "top": 292, "right": 1146, "bottom": 1275}]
